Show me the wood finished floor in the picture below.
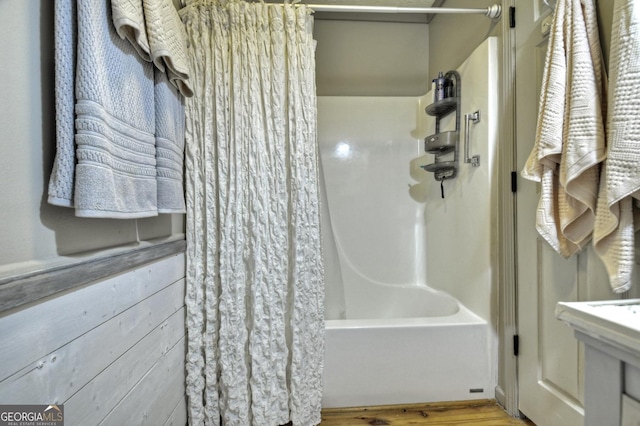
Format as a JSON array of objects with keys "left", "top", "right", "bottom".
[{"left": 320, "top": 400, "right": 536, "bottom": 426}]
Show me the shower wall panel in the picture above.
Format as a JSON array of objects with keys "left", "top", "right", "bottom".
[
  {"left": 418, "top": 37, "right": 499, "bottom": 324},
  {"left": 318, "top": 97, "right": 426, "bottom": 292},
  {"left": 318, "top": 37, "right": 498, "bottom": 326}
]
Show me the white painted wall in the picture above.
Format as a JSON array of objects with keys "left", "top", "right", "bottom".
[
  {"left": 427, "top": 0, "right": 501, "bottom": 80},
  {"left": 314, "top": 19, "right": 429, "bottom": 96},
  {"left": 0, "top": 254, "right": 187, "bottom": 426}
]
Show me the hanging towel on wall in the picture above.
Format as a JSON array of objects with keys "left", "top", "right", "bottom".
[
  {"left": 49, "top": 0, "right": 157, "bottom": 217},
  {"left": 594, "top": 0, "right": 640, "bottom": 293},
  {"left": 111, "top": 0, "right": 193, "bottom": 97},
  {"left": 155, "top": 70, "right": 187, "bottom": 214},
  {"left": 521, "top": 0, "right": 607, "bottom": 258},
  {"left": 49, "top": 0, "right": 187, "bottom": 218},
  {"left": 74, "top": 0, "right": 158, "bottom": 218},
  {"left": 110, "top": 0, "right": 150, "bottom": 61},
  {"left": 48, "top": 0, "right": 77, "bottom": 207}
]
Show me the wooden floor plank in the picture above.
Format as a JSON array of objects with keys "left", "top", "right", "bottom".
[{"left": 320, "top": 400, "right": 535, "bottom": 426}]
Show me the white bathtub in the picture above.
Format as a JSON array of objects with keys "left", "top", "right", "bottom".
[
  {"left": 322, "top": 282, "right": 493, "bottom": 408},
  {"left": 317, "top": 43, "right": 499, "bottom": 407}
]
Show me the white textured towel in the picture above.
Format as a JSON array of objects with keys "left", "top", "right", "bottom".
[
  {"left": 155, "top": 70, "right": 187, "bottom": 214},
  {"left": 74, "top": 0, "right": 158, "bottom": 218},
  {"left": 521, "top": 0, "right": 607, "bottom": 258},
  {"left": 110, "top": 0, "right": 150, "bottom": 61},
  {"left": 111, "top": 0, "right": 193, "bottom": 97},
  {"left": 49, "top": 0, "right": 159, "bottom": 218},
  {"left": 49, "top": 0, "right": 188, "bottom": 219},
  {"left": 594, "top": 0, "right": 640, "bottom": 293},
  {"left": 48, "top": 0, "right": 76, "bottom": 207}
]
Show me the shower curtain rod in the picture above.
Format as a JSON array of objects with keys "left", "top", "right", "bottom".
[{"left": 307, "top": 3, "right": 502, "bottom": 19}]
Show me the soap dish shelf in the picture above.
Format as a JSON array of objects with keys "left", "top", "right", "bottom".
[
  {"left": 421, "top": 161, "right": 457, "bottom": 172},
  {"left": 424, "top": 131, "right": 457, "bottom": 154},
  {"left": 425, "top": 98, "right": 457, "bottom": 117},
  {"left": 421, "top": 161, "right": 457, "bottom": 181}
]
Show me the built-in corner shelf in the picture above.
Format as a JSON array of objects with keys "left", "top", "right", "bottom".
[{"left": 421, "top": 71, "right": 461, "bottom": 182}]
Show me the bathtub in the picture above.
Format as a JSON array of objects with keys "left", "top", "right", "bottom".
[
  {"left": 317, "top": 46, "right": 499, "bottom": 407},
  {"left": 322, "top": 282, "right": 493, "bottom": 408}
]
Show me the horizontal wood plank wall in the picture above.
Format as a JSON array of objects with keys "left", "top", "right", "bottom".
[{"left": 0, "top": 253, "right": 187, "bottom": 426}]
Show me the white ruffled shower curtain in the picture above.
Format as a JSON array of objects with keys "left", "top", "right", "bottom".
[{"left": 180, "top": 1, "right": 325, "bottom": 425}]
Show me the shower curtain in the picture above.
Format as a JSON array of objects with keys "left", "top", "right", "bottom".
[{"left": 180, "top": 1, "right": 325, "bottom": 425}]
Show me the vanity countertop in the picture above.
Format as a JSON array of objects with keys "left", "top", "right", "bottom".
[{"left": 556, "top": 299, "right": 640, "bottom": 355}]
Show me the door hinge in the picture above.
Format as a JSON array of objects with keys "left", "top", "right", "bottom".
[
  {"left": 511, "top": 171, "right": 517, "bottom": 193},
  {"left": 509, "top": 7, "right": 516, "bottom": 28},
  {"left": 513, "top": 335, "right": 520, "bottom": 356}
]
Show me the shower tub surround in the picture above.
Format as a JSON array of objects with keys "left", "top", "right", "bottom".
[{"left": 318, "top": 38, "right": 498, "bottom": 408}]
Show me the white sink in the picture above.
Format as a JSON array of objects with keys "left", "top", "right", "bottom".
[{"left": 556, "top": 299, "right": 640, "bottom": 426}]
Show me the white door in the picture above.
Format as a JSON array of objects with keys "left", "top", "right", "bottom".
[{"left": 514, "top": 1, "right": 614, "bottom": 425}]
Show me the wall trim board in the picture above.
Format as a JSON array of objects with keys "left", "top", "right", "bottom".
[{"left": 0, "top": 239, "right": 186, "bottom": 314}]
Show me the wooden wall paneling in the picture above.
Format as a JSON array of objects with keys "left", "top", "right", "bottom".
[
  {"left": 164, "top": 396, "right": 188, "bottom": 426},
  {"left": 64, "top": 307, "right": 186, "bottom": 426},
  {"left": 99, "top": 336, "right": 186, "bottom": 426},
  {"left": 0, "top": 278, "right": 185, "bottom": 403},
  {"left": 0, "top": 240, "right": 187, "bottom": 313},
  {"left": 0, "top": 253, "right": 185, "bottom": 381},
  {"left": 140, "top": 352, "right": 187, "bottom": 426}
]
